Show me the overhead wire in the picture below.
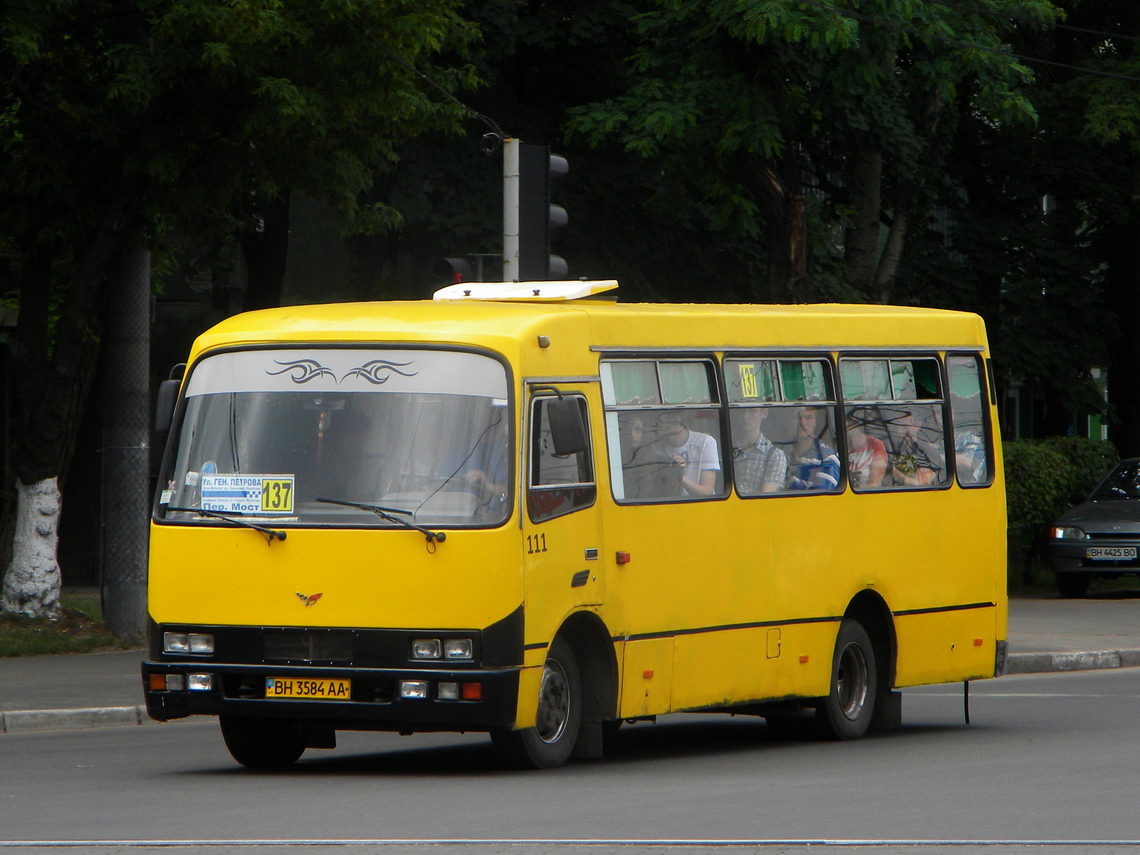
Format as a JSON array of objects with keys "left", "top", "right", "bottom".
[
  {"left": 345, "top": 13, "right": 507, "bottom": 154},
  {"left": 917, "top": 0, "right": 1140, "bottom": 44},
  {"left": 796, "top": 0, "right": 1140, "bottom": 83}
]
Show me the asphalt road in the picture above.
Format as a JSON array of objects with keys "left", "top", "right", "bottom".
[{"left": 3, "top": 667, "right": 1140, "bottom": 854}]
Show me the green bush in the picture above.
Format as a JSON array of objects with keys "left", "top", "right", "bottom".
[{"left": 1004, "top": 437, "right": 1118, "bottom": 583}]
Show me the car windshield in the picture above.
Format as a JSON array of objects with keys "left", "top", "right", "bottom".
[
  {"left": 156, "top": 348, "right": 512, "bottom": 528},
  {"left": 1090, "top": 461, "right": 1140, "bottom": 501}
]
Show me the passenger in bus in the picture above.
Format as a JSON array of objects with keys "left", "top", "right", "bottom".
[
  {"left": 889, "top": 408, "right": 944, "bottom": 487},
  {"left": 846, "top": 408, "right": 888, "bottom": 489},
  {"left": 731, "top": 406, "right": 787, "bottom": 495},
  {"left": 788, "top": 407, "right": 840, "bottom": 491},
  {"left": 951, "top": 395, "right": 987, "bottom": 484},
  {"left": 618, "top": 413, "right": 653, "bottom": 499},
  {"left": 655, "top": 411, "right": 721, "bottom": 497},
  {"left": 954, "top": 427, "right": 987, "bottom": 484},
  {"left": 462, "top": 416, "right": 510, "bottom": 509}
]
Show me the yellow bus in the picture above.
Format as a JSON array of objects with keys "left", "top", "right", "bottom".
[{"left": 142, "top": 281, "right": 1007, "bottom": 769}]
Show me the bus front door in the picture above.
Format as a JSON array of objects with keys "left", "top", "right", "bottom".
[{"left": 523, "top": 389, "right": 604, "bottom": 626}]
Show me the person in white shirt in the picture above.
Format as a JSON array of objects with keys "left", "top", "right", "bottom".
[{"left": 655, "top": 411, "right": 720, "bottom": 497}]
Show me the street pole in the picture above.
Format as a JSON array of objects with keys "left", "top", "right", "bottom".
[{"left": 503, "top": 137, "right": 520, "bottom": 282}]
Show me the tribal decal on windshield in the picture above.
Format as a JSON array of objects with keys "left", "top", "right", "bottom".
[
  {"left": 267, "top": 358, "right": 417, "bottom": 385},
  {"left": 267, "top": 359, "right": 336, "bottom": 384},
  {"left": 342, "top": 360, "right": 418, "bottom": 385}
]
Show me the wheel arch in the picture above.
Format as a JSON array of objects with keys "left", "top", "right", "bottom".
[
  {"left": 555, "top": 610, "right": 618, "bottom": 724},
  {"left": 844, "top": 589, "right": 897, "bottom": 690}
]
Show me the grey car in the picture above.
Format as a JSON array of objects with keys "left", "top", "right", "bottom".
[{"left": 1046, "top": 458, "right": 1140, "bottom": 597}]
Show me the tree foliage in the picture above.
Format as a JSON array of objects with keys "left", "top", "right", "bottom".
[
  {"left": 1004, "top": 437, "right": 1118, "bottom": 581},
  {"left": 0, "top": 0, "right": 477, "bottom": 614},
  {"left": 566, "top": 0, "right": 1058, "bottom": 302},
  {"left": 1, "top": 0, "right": 475, "bottom": 481}
]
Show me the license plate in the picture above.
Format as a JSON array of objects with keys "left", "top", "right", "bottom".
[
  {"left": 265, "top": 677, "right": 351, "bottom": 700},
  {"left": 1086, "top": 546, "right": 1137, "bottom": 560}
]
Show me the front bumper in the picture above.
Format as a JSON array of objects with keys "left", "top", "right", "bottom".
[
  {"left": 1045, "top": 540, "right": 1140, "bottom": 575},
  {"left": 141, "top": 659, "right": 520, "bottom": 731}
]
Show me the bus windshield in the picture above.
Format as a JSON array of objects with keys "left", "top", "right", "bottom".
[{"left": 156, "top": 348, "right": 512, "bottom": 528}]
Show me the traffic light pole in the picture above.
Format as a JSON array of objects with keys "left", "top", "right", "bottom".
[{"left": 503, "top": 138, "right": 520, "bottom": 282}]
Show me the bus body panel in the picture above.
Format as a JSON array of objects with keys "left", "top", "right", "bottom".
[{"left": 146, "top": 526, "right": 523, "bottom": 631}]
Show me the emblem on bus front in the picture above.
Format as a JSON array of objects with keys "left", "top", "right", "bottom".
[{"left": 295, "top": 592, "right": 323, "bottom": 607}]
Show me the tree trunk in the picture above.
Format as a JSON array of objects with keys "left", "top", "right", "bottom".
[
  {"left": 1, "top": 478, "right": 62, "bottom": 617},
  {"left": 844, "top": 145, "right": 884, "bottom": 294},
  {"left": 101, "top": 247, "right": 152, "bottom": 643},
  {"left": 240, "top": 191, "right": 292, "bottom": 311},
  {"left": 1, "top": 168, "right": 144, "bottom": 617},
  {"left": 747, "top": 152, "right": 808, "bottom": 303},
  {"left": 873, "top": 208, "right": 910, "bottom": 304},
  {"left": 1106, "top": 213, "right": 1140, "bottom": 457}
]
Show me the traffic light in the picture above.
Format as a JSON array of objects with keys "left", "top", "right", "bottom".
[
  {"left": 517, "top": 143, "right": 568, "bottom": 280},
  {"left": 434, "top": 257, "right": 474, "bottom": 284},
  {"left": 432, "top": 253, "right": 501, "bottom": 285}
]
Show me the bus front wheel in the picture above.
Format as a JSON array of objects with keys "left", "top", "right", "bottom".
[
  {"left": 816, "top": 619, "right": 877, "bottom": 740},
  {"left": 492, "top": 637, "right": 581, "bottom": 769},
  {"left": 220, "top": 715, "right": 308, "bottom": 768}
]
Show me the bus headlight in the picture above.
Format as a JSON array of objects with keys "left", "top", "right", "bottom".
[
  {"left": 187, "top": 673, "right": 214, "bottom": 691},
  {"left": 411, "top": 639, "right": 441, "bottom": 660},
  {"left": 164, "top": 632, "right": 215, "bottom": 654},
  {"left": 444, "top": 639, "right": 473, "bottom": 660},
  {"left": 399, "top": 681, "right": 429, "bottom": 699}
]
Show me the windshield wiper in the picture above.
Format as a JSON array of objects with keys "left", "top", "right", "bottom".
[
  {"left": 316, "top": 498, "right": 447, "bottom": 545},
  {"left": 166, "top": 506, "right": 287, "bottom": 545}
]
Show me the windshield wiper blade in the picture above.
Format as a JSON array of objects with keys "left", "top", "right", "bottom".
[
  {"left": 166, "top": 506, "right": 287, "bottom": 545},
  {"left": 316, "top": 498, "right": 447, "bottom": 545}
]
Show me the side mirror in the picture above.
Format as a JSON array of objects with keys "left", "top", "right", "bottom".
[
  {"left": 154, "top": 364, "right": 185, "bottom": 434},
  {"left": 546, "top": 396, "right": 587, "bottom": 456}
]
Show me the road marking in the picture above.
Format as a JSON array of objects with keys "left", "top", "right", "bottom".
[
  {"left": 4, "top": 840, "right": 1140, "bottom": 848},
  {"left": 915, "top": 691, "right": 1140, "bottom": 698}
]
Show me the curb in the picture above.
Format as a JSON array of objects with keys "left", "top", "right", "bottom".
[
  {"left": 1004, "top": 648, "right": 1140, "bottom": 675},
  {"left": 0, "top": 705, "right": 150, "bottom": 734},
  {"left": 4, "top": 651, "right": 1140, "bottom": 735}
]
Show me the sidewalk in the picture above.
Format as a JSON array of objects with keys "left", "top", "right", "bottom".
[{"left": 3, "top": 597, "right": 1139, "bottom": 734}]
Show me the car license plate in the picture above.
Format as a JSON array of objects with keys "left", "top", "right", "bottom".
[
  {"left": 1085, "top": 546, "right": 1137, "bottom": 560},
  {"left": 265, "top": 677, "right": 350, "bottom": 700}
]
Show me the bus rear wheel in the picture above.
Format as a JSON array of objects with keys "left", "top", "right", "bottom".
[
  {"left": 816, "top": 619, "right": 877, "bottom": 740},
  {"left": 220, "top": 715, "right": 308, "bottom": 768},
  {"left": 492, "top": 637, "right": 581, "bottom": 769}
]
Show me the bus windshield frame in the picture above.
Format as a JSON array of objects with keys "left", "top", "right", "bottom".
[{"left": 155, "top": 346, "right": 513, "bottom": 529}]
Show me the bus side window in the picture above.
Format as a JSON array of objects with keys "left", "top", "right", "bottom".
[
  {"left": 947, "top": 355, "right": 992, "bottom": 486},
  {"left": 842, "top": 356, "right": 949, "bottom": 492},
  {"left": 603, "top": 357, "right": 727, "bottom": 504},
  {"left": 528, "top": 395, "right": 596, "bottom": 523}
]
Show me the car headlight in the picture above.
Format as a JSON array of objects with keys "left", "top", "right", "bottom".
[{"left": 1051, "top": 526, "right": 1086, "bottom": 540}]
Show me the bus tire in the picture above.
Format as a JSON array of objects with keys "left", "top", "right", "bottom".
[
  {"left": 220, "top": 715, "right": 308, "bottom": 768},
  {"left": 816, "top": 619, "right": 877, "bottom": 741},
  {"left": 492, "top": 637, "right": 581, "bottom": 769}
]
